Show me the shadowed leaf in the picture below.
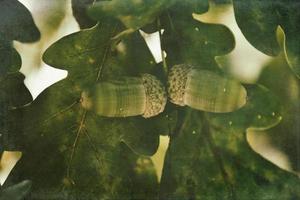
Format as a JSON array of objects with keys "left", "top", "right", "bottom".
[
  {"left": 258, "top": 54, "right": 300, "bottom": 172},
  {"left": 160, "top": 109, "right": 300, "bottom": 199},
  {"left": 160, "top": 2, "right": 233, "bottom": 71},
  {"left": 233, "top": 0, "right": 300, "bottom": 78},
  {"left": 0, "top": 180, "right": 32, "bottom": 200},
  {"left": 8, "top": 20, "right": 177, "bottom": 198},
  {"left": 0, "top": 0, "right": 40, "bottom": 42},
  {"left": 72, "top": 0, "right": 97, "bottom": 29}
]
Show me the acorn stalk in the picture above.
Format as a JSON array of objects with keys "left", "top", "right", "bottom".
[{"left": 167, "top": 64, "right": 247, "bottom": 113}]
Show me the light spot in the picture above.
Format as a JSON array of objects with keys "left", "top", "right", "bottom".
[
  {"left": 142, "top": 158, "right": 151, "bottom": 165},
  {"left": 192, "top": 130, "right": 196, "bottom": 134},
  {"left": 75, "top": 44, "right": 82, "bottom": 50},
  {"left": 223, "top": 88, "right": 226, "bottom": 92},
  {"left": 88, "top": 57, "right": 95, "bottom": 64},
  {"left": 278, "top": 116, "right": 282, "bottom": 120},
  {"left": 272, "top": 112, "right": 275, "bottom": 116},
  {"left": 228, "top": 121, "right": 233, "bottom": 126},
  {"left": 257, "top": 115, "right": 262, "bottom": 119},
  {"left": 62, "top": 177, "right": 75, "bottom": 187},
  {"left": 195, "top": 27, "right": 199, "bottom": 31},
  {"left": 204, "top": 41, "right": 208, "bottom": 45}
]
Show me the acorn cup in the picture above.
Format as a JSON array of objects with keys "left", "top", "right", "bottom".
[
  {"left": 167, "top": 64, "right": 247, "bottom": 113},
  {"left": 81, "top": 74, "right": 167, "bottom": 118}
]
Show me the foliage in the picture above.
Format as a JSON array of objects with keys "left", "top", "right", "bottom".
[
  {"left": 233, "top": 0, "right": 300, "bottom": 78},
  {"left": 1, "top": 0, "right": 300, "bottom": 199},
  {"left": 0, "top": 0, "right": 39, "bottom": 196},
  {"left": 0, "top": 0, "right": 39, "bottom": 154}
]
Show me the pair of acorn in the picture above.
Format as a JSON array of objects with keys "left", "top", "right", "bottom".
[{"left": 82, "top": 64, "right": 247, "bottom": 118}]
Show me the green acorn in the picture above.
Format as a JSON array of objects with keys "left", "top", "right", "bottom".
[
  {"left": 167, "top": 64, "right": 247, "bottom": 113},
  {"left": 82, "top": 74, "right": 167, "bottom": 118}
]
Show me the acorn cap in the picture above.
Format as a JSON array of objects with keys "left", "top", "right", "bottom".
[
  {"left": 167, "top": 64, "right": 193, "bottom": 106},
  {"left": 141, "top": 74, "right": 167, "bottom": 118}
]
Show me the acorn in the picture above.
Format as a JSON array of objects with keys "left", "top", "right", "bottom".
[
  {"left": 81, "top": 74, "right": 167, "bottom": 118},
  {"left": 167, "top": 64, "right": 247, "bottom": 113}
]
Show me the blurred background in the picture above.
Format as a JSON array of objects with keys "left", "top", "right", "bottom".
[{"left": 1, "top": 0, "right": 299, "bottom": 184}]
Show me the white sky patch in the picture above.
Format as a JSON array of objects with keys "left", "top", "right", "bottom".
[
  {"left": 139, "top": 30, "right": 167, "bottom": 64},
  {"left": 24, "top": 64, "right": 68, "bottom": 99}
]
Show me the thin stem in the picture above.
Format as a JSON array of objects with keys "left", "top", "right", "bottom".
[
  {"left": 96, "top": 46, "right": 110, "bottom": 82},
  {"left": 43, "top": 100, "right": 79, "bottom": 124},
  {"left": 157, "top": 18, "right": 168, "bottom": 74},
  {"left": 83, "top": 127, "right": 104, "bottom": 170},
  {"left": 67, "top": 110, "right": 87, "bottom": 181},
  {"left": 96, "top": 23, "right": 119, "bottom": 82}
]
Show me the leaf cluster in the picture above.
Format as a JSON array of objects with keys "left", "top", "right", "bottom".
[{"left": 1, "top": 0, "right": 300, "bottom": 199}]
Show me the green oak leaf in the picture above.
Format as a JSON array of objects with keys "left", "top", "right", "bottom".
[
  {"left": 160, "top": 1, "right": 234, "bottom": 72},
  {"left": 0, "top": 0, "right": 40, "bottom": 42},
  {"left": 72, "top": 0, "right": 97, "bottom": 29},
  {"left": 0, "top": 39, "right": 21, "bottom": 78},
  {"left": 0, "top": 6, "right": 39, "bottom": 151},
  {"left": 43, "top": 23, "right": 172, "bottom": 155},
  {"left": 159, "top": 108, "right": 300, "bottom": 199},
  {"left": 0, "top": 43, "right": 35, "bottom": 153},
  {"left": 88, "top": 0, "right": 209, "bottom": 33},
  {"left": 9, "top": 103, "right": 159, "bottom": 199},
  {"left": 258, "top": 53, "right": 300, "bottom": 172},
  {"left": 9, "top": 22, "right": 174, "bottom": 198},
  {"left": 232, "top": 0, "right": 280, "bottom": 56},
  {"left": 87, "top": 0, "right": 171, "bottom": 31},
  {"left": 9, "top": 91, "right": 159, "bottom": 198},
  {"left": 233, "top": 0, "right": 300, "bottom": 78},
  {"left": 0, "top": 72, "right": 33, "bottom": 152},
  {"left": 0, "top": 180, "right": 32, "bottom": 200},
  {"left": 141, "top": 0, "right": 209, "bottom": 34}
]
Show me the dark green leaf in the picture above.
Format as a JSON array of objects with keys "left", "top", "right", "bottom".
[
  {"left": 88, "top": 0, "right": 171, "bottom": 30},
  {"left": 0, "top": 0, "right": 40, "bottom": 42},
  {"left": 0, "top": 72, "right": 32, "bottom": 152},
  {"left": 0, "top": 39, "right": 21, "bottom": 78},
  {"left": 72, "top": 0, "right": 97, "bottom": 29},
  {"left": 232, "top": 0, "right": 280, "bottom": 56},
  {"left": 9, "top": 19, "right": 177, "bottom": 198},
  {"left": 43, "top": 23, "right": 170, "bottom": 154},
  {"left": 233, "top": 0, "right": 300, "bottom": 78},
  {"left": 0, "top": 33, "right": 34, "bottom": 153},
  {"left": 160, "top": 109, "right": 300, "bottom": 199},
  {"left": 279, "top": 1, "right": 300, "bottom": 78},
  {"left": 258, "top": 54, "right": 300, "bottom": 172},
  {"left": 161, "top": 5, "right": 234, "bottom": 71},
  {"left": 0, "top": 0, "right": 39, "bottom": 153},
  {"left": 0, "top": 180, "right": 32, "bottom": 200}
]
